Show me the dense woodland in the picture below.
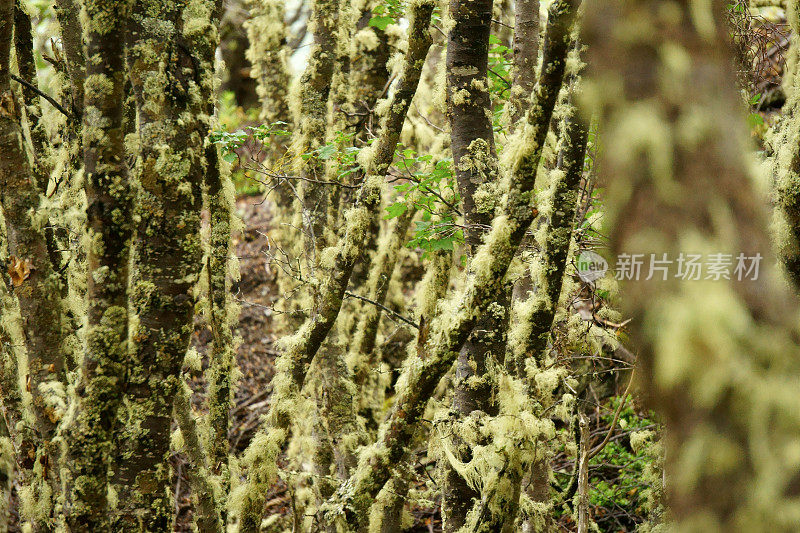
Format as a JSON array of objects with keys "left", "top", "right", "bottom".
[{"left": 1, "top": 0, "right": 800, "bottom": 531}]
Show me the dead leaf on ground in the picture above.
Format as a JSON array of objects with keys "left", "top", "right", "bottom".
[
  {"left": 0, "top": 90, "right": 15, "bottom": 118},
  {"left": 8, "top": 256, "right": 34, "bottom": 287}
]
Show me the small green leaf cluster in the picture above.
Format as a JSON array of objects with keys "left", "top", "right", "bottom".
[
  {"left": 368, "top": 0, "right": 405, "bottom": 31},
  {"left": 210, "top": 121, "right": 291, "bottom": 164},
  {"left": 301, "top": 130, "right": 362, "bottom": 181},
  {"left": 489, "top": 35, "right": 513, "bottom": 132},
  {"left": 384, "top": 147, "right": 464, "bottom": 254}
]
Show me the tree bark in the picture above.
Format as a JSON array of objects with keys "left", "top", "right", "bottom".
[
  {"left": 111, "top": 0, "right": 207, "bottom": 529},
  {"left": 52, "top": 0, "right": 85, "bottom": 121},
  {"left": 443, "top": 2, "right": 504, "bottom": 527},
  {"left": 63, "top": 0, "right": 133, "bottom": 529},
  {"left": 510, "top": 0, "right": 539, "bottom": 123}
]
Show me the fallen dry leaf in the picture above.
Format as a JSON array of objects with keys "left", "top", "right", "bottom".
[
  {"left": 8, "top": 256, "right": 34, "bottom": 287},
  {"left": 0, "top": 90, "right": 15, "bottom": 119}
]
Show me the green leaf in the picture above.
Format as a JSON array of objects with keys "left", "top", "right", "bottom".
[
  {"left": 317, "top": 144, "right": 337, "bottom": 160},
  {"left": 747, "top": 113, "right": 764, "bottom": 128},
  {"left": 223, "top": 152, "right": 238, "bottom": 164},
  {"left": 430, "top": 237, "right": 455, "bottom": 251},
  {"left": 369, "top": 15, "right": 394, "bottom": 30},
  {"left": 384, "top": 202, "right": 407, "bottom": 219}
]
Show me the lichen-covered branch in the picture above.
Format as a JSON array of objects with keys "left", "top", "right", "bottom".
[
  {"left": 245, "top": 0, "right": 291, "bottom": 126},
  {"left": 12, "top": 1, "right": 48, "bottom": 166},
  {"left": 770, "top": 2, "right": 800, "bottom": 290},
  {"left": 174, "top": 380, "right": 224, "bottom": 533},
  {"left": 191, "top": 0, "right": 237, "bottom": 518},
  {"left": 295, "top": 0, "right": 342, "bottom": 259},
  {"left": 442, "top": 0, "right": 510, "bottom": 528},
  {"left": 510, "top": 90, "right": 588, "bottom": 375},
  {"left": 350, "top": 207, "right": 416, "bottom": 389},
  {"left": 328, "top": 1, "right": 578, "bottom": 528},
  {"left": 233, "top": 4, "right": 436, "bottom": 529}
]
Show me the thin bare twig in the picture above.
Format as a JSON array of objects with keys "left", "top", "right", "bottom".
[
  {"left": 10, "top": 73, "right": 74, "bottom": 119},
  {"left": 344, "top": 290, "right": 420, "bottom": 329}
]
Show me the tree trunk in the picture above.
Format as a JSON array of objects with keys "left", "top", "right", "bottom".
[
  {"left": 63, "top": 0, "right": 133, "bottom": 529},
  {"left": 111, "top": 0, "right": 207, "bottom": 529},
  {"left": 510, "top": 0, "right": 539, "bottom": 123},
  {"left": 585, "top": 0, "right": 800, "bottom": 528}
]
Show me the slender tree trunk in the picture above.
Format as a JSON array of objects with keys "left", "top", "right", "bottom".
[
  {"left": 512, "top": 97, "right": 587, "bottom": 373},
  {"left": 244, "top": 0, "right": 292, "bottom": 209},
  {"left": 350, "top": 208, "right": 416, "bottom": 392},
  {"left": 52, "top": 0, "right": 85, "bottom": 120},
  {"left": 297, "top": 0, "right": 341, "bottom": 261},
  {"left": 771, "top": 2, "right": 800, "bottom": 290},
  {"left": 2, "top": 0, "right": 68, "bottom": 472},
  {"left": 12, "top": 2, "right": 48, "bottom": 167},
  {"left": 442, "top": 1, "right": 514, "bottom": 529},
  {"left": 510, "top": 0, "right": 539, "bottom": 123},
  {"left": 63, "top": 0, "right": 133, "bottom": 529},
  {"left": 174, "top": 381, "right": 224, "bottom": 533},
  {"left": 340, "top": 0, "right": 395, "bottom": 291},
  {"left": 374, "top": 248, "right": 451, "bottom": 531},
  {"left": 193, "top": 0, "right": 234, "bottom": 520}
]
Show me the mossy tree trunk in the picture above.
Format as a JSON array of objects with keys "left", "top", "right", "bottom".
[
  {"left": 585, "top": 0, "right": 800, "bottom": 529},
  {"left": 2, "top": 6, "right": 70, "bottom": 529},
  {"left": 511, "top": 0, "right": 539, "bottom": 123},
  {"left": 52, "top": 0, "right": 85, "bottom": 121},
  {"left": 770, "top": 1, "right": 800, "bottom": 290},
  {"left": 442, "top": 1, "right": 511, "bottom": 530},
  {"left": 111, "top": 0, "right": 207, "bottom": 529},
  {"left": 12, "top": 2, "right": 49, "bottom": 169},
  {"left": 297, "top": 0, "right": 342, "bottom": 261},
  {"left": 63, "top": 0, "right": 133, "bottom": 530}
]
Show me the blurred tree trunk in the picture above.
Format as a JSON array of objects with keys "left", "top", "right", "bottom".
[{"left": 585, "top": 0, "right": 800, "bottom": 529}]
